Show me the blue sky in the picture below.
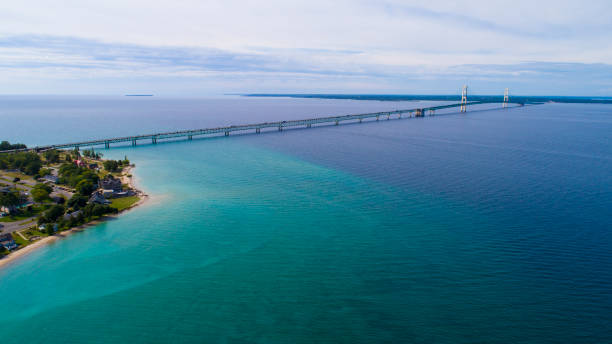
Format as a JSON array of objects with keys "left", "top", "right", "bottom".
[{"left": 1, "top": 0, "right": 611, "bottom": 96}]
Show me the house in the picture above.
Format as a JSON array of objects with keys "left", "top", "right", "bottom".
[
  {"left": 63, "top": 210, "right": 82, "bottom": 221},
  {"left": 0, "top": 233, "right": 17, "bottom": 251},
  {"left": 88, "top": 163, "right": 99, "bottom": 170},
  {"left": 99, "top": 177, "right": 122, "bottom": 192},
  {"left": 74, "top": 160, "right": 86, "bottom": 167},
  {"left": 89, "top": 191, "right": 111, "bottom": 205}
]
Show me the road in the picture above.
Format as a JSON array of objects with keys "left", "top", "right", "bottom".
[{"left": 0, "top": 217, "right": 36, "bottom": 235}]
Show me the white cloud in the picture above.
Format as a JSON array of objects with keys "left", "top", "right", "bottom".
[{"left": 1, "top": 1, "right": 611, "bottom": 94}]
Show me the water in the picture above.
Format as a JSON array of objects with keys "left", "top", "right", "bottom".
[{"left": 0, "top": 96, "right": 611, "bottom": 343}]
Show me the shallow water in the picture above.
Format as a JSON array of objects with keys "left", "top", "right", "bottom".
[{"left": 0, "top": 97, "right": 611, "bottom": 343}]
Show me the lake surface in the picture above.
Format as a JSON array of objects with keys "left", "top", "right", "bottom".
[{"left": 0, "top": 96, "right": 611, "bottom": 343}]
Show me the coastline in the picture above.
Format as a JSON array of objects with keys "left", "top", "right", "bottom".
[{"left": 0, "top": 165, "right": 148, "bottom": 270}]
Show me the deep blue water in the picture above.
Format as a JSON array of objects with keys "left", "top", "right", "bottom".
[{"left": 0, "top": 96, "right": 611, "bottom": 343}]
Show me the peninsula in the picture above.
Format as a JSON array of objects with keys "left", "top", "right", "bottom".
[{"left": 0, "top": 141, "right": 146, "bottom": 267}]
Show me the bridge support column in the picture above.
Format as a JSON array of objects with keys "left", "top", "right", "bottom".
[
  {"left": 152, "top": 137, "right": 157, "bottom": 144},
  {"left": 104, "top": 141, "right": 109, "bottom": 149},
  {"left": 429, "top": 109, "right": 435, "bottom": 116},
  {"left": 376, "top": 115, "right": 379, "bottom": 121},
  {"left": 225, "top": 131, "right": 229, "bottom": 136},
  {"left": 188, "top": 135, "right": 193, "bottom": 140},
  {"left": 335, "top": 120, "right": 339, "bottom": 126},
  {"left": 399, "top": 114, "right": 401, "bottom": 119},
  {"left": 256, "top": 128, "right": 260, "bottom": 134},
  {"left": 307, "top": 123, "right": 311, "bottom": 128},
  {"left": 75, "top": 145, "right": 79, "bottom": 151},
  {"left": 387, "top": 114, "right": 390, "bottom": 120},
  {"left": 359, "top": 118, "right": 362, "bottom": 123},
  {"left": 132, "top": 139, "right": 136, "bottom": 146},
  {"left": 278, "top": 125, "right": 283, "bottom": 131}
]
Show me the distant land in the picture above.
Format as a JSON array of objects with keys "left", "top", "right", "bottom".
[
  {"left": 125, "top": 94, "right": 153, "bottom": 97},
  {"left": 243, "top": 94, "right": 612, "bottom": 104}
]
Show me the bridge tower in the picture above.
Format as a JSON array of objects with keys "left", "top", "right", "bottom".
[
  {"left": 460, "top": 85, "right": 468, "bottom": 112},
  {"left": 503, "top": 88, "right": 509, "bottom": 108}
]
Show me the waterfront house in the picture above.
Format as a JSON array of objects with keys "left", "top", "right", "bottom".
[
  {"left": 89, "top": 191, "right": 111, "bottom": 205},
  {"left": 99, "top": 177, "right": 122, "bottom": 192},
  {"left": 63, "top": 210, "right": 82, "bottom": 221},
  {"left": 0, "top": 233, "right": 17, "bottom": 251}
]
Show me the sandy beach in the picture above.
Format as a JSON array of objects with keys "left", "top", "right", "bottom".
[{"left": 0, "top": 164, "right": 148, "bottom": 270}]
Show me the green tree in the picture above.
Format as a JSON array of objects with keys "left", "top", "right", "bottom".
[
  {"left": 0, "top": 189, "right": 26, "bottom": 210},
  {"left": 37, "top": 168, "right": 52, "bottom": 178},
  {"left": 31, "top": 183, "right": 52, "bottom": 203},
  {"left": 0, "top": 141, "right": 26, "bottom": 151},
  {"left": 76, "top": 180, "right": 95, "bottom": 196},
  {"left": 23, "top": 160, "right": 42, "bottom": 175},
  {"left": 67, "top": 194, "right": 88, "bottom": 210},
  {"left": 42, "top": 204, "right": 65, "bottom": 223},
  {"left": 43, "top": 149, "right": 60, "bottom": 163},
  {"left": 103, "top": 160, "right": 119, "bottom": 172}
]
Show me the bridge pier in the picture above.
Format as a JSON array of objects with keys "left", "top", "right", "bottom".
[
  {"left": 387, "top": 114, "right": 390, "bottom": 120},
  {"left": 104, "top": 141, "right": 110, "bottom": 149},
  {"left": 359, "top": 118, "right": 362, "bottom": 123},
  {"left": 152, "top": 137, "right": 157, "bottom": 144},
  {"left": 131, "top": 139, "right": 136, "bottom": 146},
  {"left": 307, "top": 123, "right": 311, "bottom": 128},
  {"left": 429, "top": 109, "right": 435, "bottom": 116},
  {"left": 399, "top": 114, "right": 401, "bottom": 119},
  {"left": 335, "top": 120, "right": 339, "bottom": 126},
  {"left": 256, "top": 128, "right": 260, "bottom": 134},
  {"left": 188, "top": 135, "right": 192, "bottom": 140},
  {"left": 278, "top": 125, "right": 283, "bottom": 131},
  {"left": 376, "top": 115, "right": 379, "bottom": 121},
  {"left": 225, "top": 131, "right": 229, "bottom": 136}
]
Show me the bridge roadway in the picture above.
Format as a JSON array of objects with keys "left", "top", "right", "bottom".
[{"left": 4, "top": 101, "right": 515, "bottom": 152}]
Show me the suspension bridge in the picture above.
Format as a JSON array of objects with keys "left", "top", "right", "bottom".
[{"left": 2, "top": 88, "right": 521, "bottom": 153}]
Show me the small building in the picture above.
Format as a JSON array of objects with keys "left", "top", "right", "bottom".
[
  {"left": 74, "top": 160, "right": 86, "bottom": 167},
  {"left": 0, "top": 233, "right": 17, "bottom": 251},
  {"left": 88, "top": 163, "right": 99, "bottom": 170},
  {"left": 99, "top": 177, "right": 122, "bottom": 192},
  {"left": 63, "top": 210, "right": 82, "bottom": 221},
  {"left": 89, "top": 191, "right": 111, "bottom": 205}
]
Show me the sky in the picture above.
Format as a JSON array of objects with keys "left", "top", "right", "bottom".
[{"left": 1, "top": 0, "right": 612, "bottom": 96}]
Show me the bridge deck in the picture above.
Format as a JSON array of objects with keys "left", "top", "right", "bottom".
[{"left": 2, "top": 101, "right": 518, "bottom": 152}]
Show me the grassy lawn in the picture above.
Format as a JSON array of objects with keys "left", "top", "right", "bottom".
[
  {"left": 0, "top": 214, "right": 32, "bottom": 222},
  {"left": 11, "top": 232, "right": 31, "bottom": 248},
  {"left": 111, "top": 196, "right": 140, "bottom": 211},
  {"left": 1, "top": 171, "right": 33, "bottom": 181}
]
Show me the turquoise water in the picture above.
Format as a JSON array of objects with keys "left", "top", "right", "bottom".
[{"left": 0, "top": 97, "right": 611, "bottom": 343}]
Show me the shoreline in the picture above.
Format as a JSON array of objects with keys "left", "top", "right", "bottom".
[{"left": 0, "top": 164, "right": 148, "bottom": 270}]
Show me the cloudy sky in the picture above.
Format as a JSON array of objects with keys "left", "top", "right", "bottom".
[{"left": 1, "top": 0, "right": 611, "bottom": 96}]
